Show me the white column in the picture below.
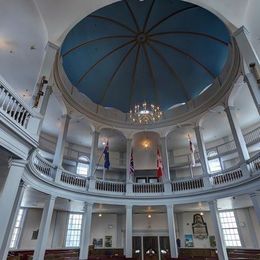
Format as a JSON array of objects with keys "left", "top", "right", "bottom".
[
  {"left": 33, "top": 195, "right": 56, "bottom": 260},
  {"left": 166, "top": 204, "right": 178, "bottom": 259},
  {"left": 79, "top": 202, "right": 93, "bottom": 260},
  {"left": 0, "top": 181, "right": 26, "bottom": 260},
  {"left": 225, "top": 106, "right": 250, "bottom": 162},
  {"left": 39, "top": 85, "right": 53, "bottom": 116},
  {"left": 244, "top": 73, "right": 260, "bottom": 115},
  {"left": 160, "top": 137, "right": 171, "bottom": 181},
  {"left": 208, "top": 201, "right": 228, "bottom": 260},
  {"left": 31, "top": 42, "right": 59, "bottom": 109},
  {"left": 250, "top": 192, "right": 260, "bottom": 226},
  {"left": 125, "top": 205, "right": 133, "bottom": 258},
  {"left": 194, "top": 126, "right": 210, "bottom": 176},
  {"left": 233, "top": 26, "right": 260, "bottom": 69},
  {"left": 89, "top": 131, "right": 100, "bottom": 177},
  {"left": 53, "top": 114, "right": 71, "bottom": 167},
  {"left": 0, "top": 160, "right": 26, "bottom": 250}
]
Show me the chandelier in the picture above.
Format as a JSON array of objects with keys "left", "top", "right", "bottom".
[{"left": 129, "top": 102, "right": 162, "bottom": 124}]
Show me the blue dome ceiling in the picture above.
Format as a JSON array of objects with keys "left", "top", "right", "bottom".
[{"left": 61, "top": 0, "right": 230, "bottom": 113}]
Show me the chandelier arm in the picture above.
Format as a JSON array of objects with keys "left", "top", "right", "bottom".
[{"left": 147, "top": 41, "right": 190, "bottom": 100}]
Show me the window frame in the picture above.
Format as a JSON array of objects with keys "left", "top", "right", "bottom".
[
  {"left": 65, "top": 213, "right": 83, "bottom": 248},
  {"left": 208, "top": 158, "right": 222, "bottom": 174},
  {"left": 76, "top": 161, "right": 90, "bottom": 176},
  {"left": 9, "top": 208, "right": 26, "bottom": 249},
  {"left": 219, "top": 210, "right": 242, "bottom": 247}
]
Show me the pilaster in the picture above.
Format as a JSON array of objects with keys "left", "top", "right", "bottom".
[
  {"left": 208, "top": 200, "right": 228, "bottom": 260},
  {"left": 33, "top": 195, "right": 56, "bottom": 260},
  {"left": 79, "top": 202, "right": 93, "bottom": 259},
  {"left": 166, "top": 204, "right": 178, "bottom": 259},
  {"left": 125, "top": 204, "right": 133, "bottom": 258}
]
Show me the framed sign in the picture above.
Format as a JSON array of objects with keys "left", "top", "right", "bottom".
[
  {"left": 185, "top": 234, "right": 194, "bottom": 247},
  {"left": 192, "top": 214, "right": 208, "bottom": 239}
]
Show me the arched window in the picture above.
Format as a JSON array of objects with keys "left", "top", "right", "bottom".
[{"left": 76, "top": 155, "right": 89, "bottom": 176}]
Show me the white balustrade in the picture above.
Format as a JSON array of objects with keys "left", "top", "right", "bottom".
[
  {"left": 244, "top": 127, "right": 260, "bottom": 145},
  {"left": 95, "top": 179, "right": 126, "bottom": 193},
  {"left": 211, "top": 168, "right": 243, "bottom": 186},
  {"left": 0, "top": 78, "right": 42, "bottom": 138},
  {"left": 60, "top": 170, "right": 88, "bottom": 188},
  {"left": 32, "top": 151, "right": 55, "bottom": 179},
  {"left": 29, "top": 150, "right": 260, "bottom": 196},
  {"left": 247, "top": 153, "right": 260, "bottom": 175},
  {"left": 133, "top": 183, "right": 165, "bottom": 193},
  {"left": 172, "top": 177, "right": 204, "bottom": 192},
  {"left": 216, "top": 140, "right": 236, "bottom": 155}
]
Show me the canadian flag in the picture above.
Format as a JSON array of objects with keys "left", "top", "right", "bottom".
[{"left": 156, "top": 148, "right": 164, "bottom": 178}]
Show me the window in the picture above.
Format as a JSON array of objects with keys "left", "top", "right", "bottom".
[
  {"left": 219, "top": 211, "right": 241, "bottom": 247},
  {"left": 209, "top": 158, "right": 221, "bottom": 173},
  {"left": 10, "top": 209, "right": 25, "bottom": 248},
  {"left": 65, "top": 214, "right": 83, "bottom": 247},
  {"left": 77, "top": 162, "right": 89, "bottom": 176}
]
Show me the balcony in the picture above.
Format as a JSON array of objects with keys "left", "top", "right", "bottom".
[
  {"left": 27, "top": 149, "right": 260, "bottom": 199},
  {"left": 0, "top": 78, "right": 42, "bottom": 159}
]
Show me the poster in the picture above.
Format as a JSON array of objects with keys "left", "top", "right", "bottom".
[
  {"left": 185, "top": 234, "right": 194, "bottom": 247},
  {"left": 209, "top": 236, "right": 216, "bottom": 247},
  {"left": 93, "top": 238, "right": 103, "bottom": 248},
  {"left": 105, "top": 236, "right": 112, "bottom": 247}
]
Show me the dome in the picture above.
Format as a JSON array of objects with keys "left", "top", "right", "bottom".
[{"left": 61, "top": 0, "right": 230, "bottom": 113}]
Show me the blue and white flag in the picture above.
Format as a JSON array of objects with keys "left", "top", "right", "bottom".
[
  {"left": 129, "top": 149, "right": 135, "bottom": 176},
  {"left": 103, "top": 141, "right": 110, "bottom": 170}
]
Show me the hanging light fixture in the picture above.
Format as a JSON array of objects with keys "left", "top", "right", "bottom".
[{"left": 129, "top": 101, "right": 162, "bottom": 124}]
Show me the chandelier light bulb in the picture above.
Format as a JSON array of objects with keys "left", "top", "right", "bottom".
[{"left": 129, "top": 101, "right": 162, "bottom": 124}]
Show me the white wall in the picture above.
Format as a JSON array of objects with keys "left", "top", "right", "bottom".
[
  {"left": 91, "top": 213, "right": 119, "bottom": 248},
  {"left": 0, "top": 0, "right": 47, "bottom": 102},
  {"left": 17, "top": 206, "right": 260, "bottom": 250}
]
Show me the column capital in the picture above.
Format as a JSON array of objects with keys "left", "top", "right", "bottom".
[
  {"left": 47, "top": 195, "right": 57, "bottom": 201},
  {"left": 233, "top": 26, "right": 249, "bottom": 38},
  {"left": 61, "top": 113, "right": 72, "bottom": 120},
  {"left": 45, "top": 85, "right": 53, "bottom": 95},
  {"left": 166, "top": 204, "right": 174, "bottom": 210},
  {"left": 250, "top": 191, "right": 260, "bottom": 198},
  {"left": 83, "top": 202, "right": 94, "bottom": 211},
  {"left": 224, "top": 105, "right": 236, "bottom": 112},
  {"left": 46, "top": 41, "right": 60, "bottom": 51},
  {"left": 208, "top": 200, "right": 217, "bottom": 208},
  {"left": 91, "top": 130, "right": 100, "bottom": 135},
  {"left": 126, "top": 204, "right": 133, "bottom": 210}
]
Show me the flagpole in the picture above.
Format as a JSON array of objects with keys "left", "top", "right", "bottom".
[{"left": 92, "top": 150, "right": 104, "bottom": 177}]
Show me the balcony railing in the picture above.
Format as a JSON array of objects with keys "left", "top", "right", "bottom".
[
  {"left": 172, "top": 177, "right": 204, "bottom": 192},
  {"left": 0, "top": 78, "right": 42, "bottom": 143},
  {"left": 28, "top": 150, "right": 260, "bottom": 198},
  {"left": 169, "top": 126, "right": 260, "bottom": 167}
]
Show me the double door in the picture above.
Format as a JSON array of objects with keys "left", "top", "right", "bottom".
[{"left": 133, "top": 236, "right": 170, "bottom": 260}]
